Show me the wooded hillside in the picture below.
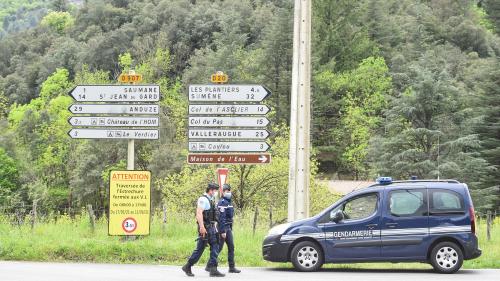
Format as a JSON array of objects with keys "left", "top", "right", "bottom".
[{"left": 0, "top": 0, "right": 498, "bottom": 217}]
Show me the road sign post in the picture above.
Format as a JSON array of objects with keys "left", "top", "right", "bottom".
[
  {"left": 189, "top": 141, "right": 270, "bottom": 152},
  {"left": 217, "top": 168, "right": 229, "bottom": 194},
  {"left": 68, "top": 104, "right": 159, "bottom": 114},
  {"left": 68, "top": 70, "right": 160, "bottom": 238},
  {"left": 187, "top": 153, "right": 271, "bottom": 164},
  {"left": 187, "top": 73, "right": 272, "bottom": 165},
  {"left": 108, "top": 170, "right": 151, "bottom": 236},
  {"left": 68, "top": 129, "right": 159, "bottom": 139},
  {"left": 68, "top": 116, "right": 159, "bottom": 127},
  {"left": 69, "top": 85, "right": 159, "bottom": 102}
]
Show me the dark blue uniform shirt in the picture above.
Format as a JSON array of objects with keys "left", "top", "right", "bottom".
[{"left": 217, "top": 197, "right": 234, "bottom": 234}]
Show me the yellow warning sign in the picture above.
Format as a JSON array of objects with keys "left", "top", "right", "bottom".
[{"left": 108, "top": 170, "right": 151, "bottom": 236}]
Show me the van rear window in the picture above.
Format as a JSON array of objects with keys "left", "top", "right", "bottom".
[{"left": 430, "top": 189, "right": 464, "bottom": 214}]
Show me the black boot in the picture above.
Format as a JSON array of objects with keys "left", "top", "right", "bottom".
[
  {"left": 209, "top": 266, "right": 225, "bottom": 277},
  {"left": 205, "top": 265, "right": 210, "bottom": 272},
  {"left": 229, "top": 266, "right": 241, "bottom": 273},
  {"left": 182, "top": 264, "right": 194, "bottom": 277}
]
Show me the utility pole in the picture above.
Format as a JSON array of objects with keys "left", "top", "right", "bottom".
[{"left": 288, "top": 0, "right": 311, "bottom": 222}]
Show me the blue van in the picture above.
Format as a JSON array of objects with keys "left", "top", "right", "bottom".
[{"left": 262, "top": 178, "right": 481, "bottom": 273}]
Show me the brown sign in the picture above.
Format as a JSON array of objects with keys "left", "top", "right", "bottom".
[{"left": 187, "top": 153, "right": 271, "bottom": 164}]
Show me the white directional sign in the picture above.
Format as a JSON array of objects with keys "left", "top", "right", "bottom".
[
  {"left": 68, "top": 116, "right": 159, "bottom": 127},
  {"left": 188, "top": 129, "right": 269, "bottom": 140},
  {"left": 69, "top": 104, "right": 159, "bottom": 115},
  {"left": 69, "top": 85, "right": 160, "bottom": 102},
  {"left": 68, "top": 129, "right": 159, "bottom": 139},
  {"left": 189, "top": 117, "right": 269, "bottom": 127},
  {"left": 188, "top": 141, "right": 270, "bottom": 152},
  {"left": 188, "top": 104, "right": 270, "bottom": 115},
  {"left": 189, "top": 85, "right": 270, "bottom": 102}
]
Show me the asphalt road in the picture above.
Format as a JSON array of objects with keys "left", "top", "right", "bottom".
[{"left": 1, "top": 261, "right": 499, "bottom": 281}]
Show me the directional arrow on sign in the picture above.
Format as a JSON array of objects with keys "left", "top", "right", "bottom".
[
  {"left": 68, "top": 129, "right": 159, "bottom": 139},
  {"left": 188, "top": 84, "right": 271, "bottom": 102},
  {"left": 69, "top": 85, "right": 160, "bottom": 102},
  {"left": 68, "top": 116, "right": 159, "bottom": 127},
  {"left": 258, "top": 154, "right": 268, "bottom": 163},
  {"left": 68, "top": 104, "right": 159, "bottom": 115},
  {"left": 188, "top": 141, "right": 270, "bottom": 152},
  {"left": 188, "top": 104, "right": 270, "bottom": 115},
  {"left": 188, "top": 129, "right": 270, "bottom": 140},
  {"left": 188, "top": 117, "right": 270, "bottom": 127}
]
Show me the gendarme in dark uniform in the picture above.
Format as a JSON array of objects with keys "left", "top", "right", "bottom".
[
  {"left": 218, "top": 184, "right": 241, "bottom": 273},
  {"left": 182, "top": 183, "right": 225, "bottom": 277}
]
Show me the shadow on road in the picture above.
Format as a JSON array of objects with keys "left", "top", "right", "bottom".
[{"left": 264, "top": 267, "right": 478, "bottom": 274}]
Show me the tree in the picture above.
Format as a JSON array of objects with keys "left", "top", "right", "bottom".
[
  {"left": 314, "top": 57, "right": 391, "bottom": 178},
  {"left": 476, "top": 67, "right": 500, "bottom": 209},
  {"left": 313, "top": 0, "right": 379, "bottom": 72},
  {"left": 41, "top": 11, "right": 74, "bottom": 35},
  {"left": 157, "top": 124, "right": 336, "bottom": 219},
  {"left": 483, "top": 0, "right": 500, "bottom": 34},
  {"left": 50, "top": 0, "right": 69, "bottom": 12},
  {"left": 369, "top": 46, "right": 490, "bottom": 189},
  {"left": 0, "top": 148, "right": 19, "bottom": 208}
]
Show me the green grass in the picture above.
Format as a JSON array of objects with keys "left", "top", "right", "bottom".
[{"left": 0, "top": 214, "right": 498, "bottom": 269}]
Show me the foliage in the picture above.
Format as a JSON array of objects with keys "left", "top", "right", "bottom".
[
  {"left": 0, "top": 148, "right": 19, "bottom": 208},
  {"left": 314, "top": 57, "right": 391, "bottom": 178},
  {"left": 157, "top": 124, "right": 334, "bottom": 220},
  {"left": 41, "top": 10, "right": 74, "bottom": 35},
  {"left": 475, "top": 65, "right": 500, "bottom": 209},
  {"left": 0, "top": 0, "right": 49, "bottom": 38},
  {"left": 483, "top": 0, "right": 500, "bottom": 34},
  {"left": 0, "top": 213, "right": 499, "bottom": 268},
  {"left": 0, "top": 0, "right": 498, "bottom": 215}
]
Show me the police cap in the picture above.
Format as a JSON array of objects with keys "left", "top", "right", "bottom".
[
  {"left": 222, "top": 184, "right": 231, "bottom": 191},
  {"left": 206, "top": 183, "right": 219, "bottom": 192}
]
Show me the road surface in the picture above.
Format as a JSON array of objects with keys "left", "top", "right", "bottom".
[{"left": 0, "top": 261, "right": 498, "bottom": 281}]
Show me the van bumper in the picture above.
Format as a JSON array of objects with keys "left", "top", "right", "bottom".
[
  {"left": 262, "top": 235, "right": 291, "bottom": 262},
  {"left": 464, "top": 234, "right": 482, "bottom": 260}
]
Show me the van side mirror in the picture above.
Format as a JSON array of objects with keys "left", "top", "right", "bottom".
[{"left": 330, "top": 210, "right": 344, "bottom": 223}]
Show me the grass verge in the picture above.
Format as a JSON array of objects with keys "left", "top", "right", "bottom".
[{"left": 0, "top": 214, "right": 498, "bottom": 269}]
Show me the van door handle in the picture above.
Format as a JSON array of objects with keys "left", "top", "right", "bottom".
[
  {"left": 366, "top": 224, "right": 378, "bottom": 229},
  {"left": 386, "top": 222, "right": 398, "bottom": 228}
]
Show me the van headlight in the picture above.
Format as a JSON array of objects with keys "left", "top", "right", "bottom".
[{"left": 268, "top": 223, "right": 291, "bottom": 236}]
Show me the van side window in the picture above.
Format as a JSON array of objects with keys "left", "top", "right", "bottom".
[
  {"left": 430, "top": 190, "right": 464, "bottom": 213},
  {"left": 343, "top": 193, "right": 378, "bottom": 220},
  {"left": 389, "top": 189, "right": 427, "bottom": 217}
]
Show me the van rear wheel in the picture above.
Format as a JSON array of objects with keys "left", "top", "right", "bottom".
[
  {"left": 290, "top": 241, "right": 323, "bottom": 272},
  {"left": 430, "top": 242, "right": 463, "bottom": 274}
]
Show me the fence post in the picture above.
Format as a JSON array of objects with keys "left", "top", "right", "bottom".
[
  {"left": 269, "top": 206, "right": 273, "bottom": 229},
  {"left": 487, "top": 210, "right": 492, "bottom": 241},
  {"left": 253, "top": 207, "right": 259, "bottom": 236},
  {"left": 30, "top": 200, "right": 37, "bottom": 230},
  {"left": 162, "top": 203, "right": 167, "bottom": 234},
  {"left": 87, "top": 204, "right": 96, "bottom": 233}
]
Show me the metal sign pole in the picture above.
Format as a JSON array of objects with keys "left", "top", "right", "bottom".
[
  {"left": 127, "top": 70, "right": 137, "bottom": 171},
  {"left": 127, "top": 139, "right": 134, "bottom": 170},
  {"left": 126, "top": 70, "right": 136, "bottom": 241}
]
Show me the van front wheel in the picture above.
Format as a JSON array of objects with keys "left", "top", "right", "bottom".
[
  {"left": 430, "top": 241, "right": 463, "bottom": 274},
  {"left": 290, "top": 241, "right": 323, "bottom": 272}
]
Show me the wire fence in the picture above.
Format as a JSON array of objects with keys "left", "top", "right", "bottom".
[{"left": 1, "top": 203, "right": 498, "bottom": 240}]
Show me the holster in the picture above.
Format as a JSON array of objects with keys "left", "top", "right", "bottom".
[{"left": 197, "top": 222, "right": 219, "bottom": 245}]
